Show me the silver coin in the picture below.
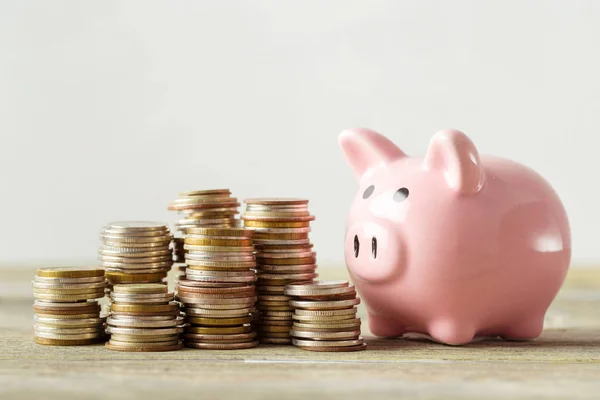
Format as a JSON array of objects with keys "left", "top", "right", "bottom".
[
  {"left": 183, "top": 307, "right": 253, "bottom": 317},
  {"left": 107, "top": 317, "right": 181, "bottom": 328},
  {"left": 99, "top": 255, "right": 173, "bottom": 264},
  {"left": 101, "top": 261, "right": 173, "bottom": 269},
  {"left": 185, "top": 253, "right": 255, "bottom": 261},
  {"left": 110, "top": 297, "right": 174, "bottom": 305},
  {"left": 34, "top": 316, "right": 105, "bottom": 327},
  {"left": 104, "top": 221, "right": 169, "bottom": 231},
  {"left": 102, "top": 229, "right": 170, "bottom": 238},
  {"left": 34, "top": 300, "right": 99, "bottom": 308},
  {"left": 185, "top": 270, "right": 255, "bottom": 277},
  {"left": 184, "top": 274, "right": 256, "bottom": 284},
  {"left": 33, "top": 276, "right": 106, "bottom": 284},
  {"left": 99, "top": 248, "right": 172, "bottom": 257},
  {"left": 101, "top": 240, "right": 172, "bottom": 249},
  {"left": 34, "top": 325, "right": 105, "bottom": 334},
  {"left": 291, "top": 338, "right": 364, "bottom": 347},
  {"left": 109, "top": 314, "right": 176, "bottom": 321},
  {"left": 34, "top": 293, "right": 105, "bottom": 302},
  {"left": 180, "top": 302, "right": 255, "bottom": 310},
  {"left": 106, "top": 326, "right": 183, "bottom": 336},
  {"left": 100, "top": 234, "right": 172, "bottom": 244},
  {"left": 176, "top": 296, "right": 256, "bottom": 305},
  {"left": 257, "top": 264, "right": 317, "bottom": 273},
  {"left": 34, "top": 331, "right": 104, "bottom": 340},
  {"left": 110, "top": 291, "right": 175, "bottom": 299},
  {"left": 289, "top": 298, "right": 361, "bottom": 310},
  {"left": 31, "top": 280, "right": 107, "bottom": 290},
  {"left": 183, "top": 244, "right": 254, "bottom": 252}
]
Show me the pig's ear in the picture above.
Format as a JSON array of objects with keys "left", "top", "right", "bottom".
[
  {"left": 424, "top": 129, "right": 485, "bottom": 195},
  {"left": 339, "top": 128, "right": 406, "bottom": 179}
]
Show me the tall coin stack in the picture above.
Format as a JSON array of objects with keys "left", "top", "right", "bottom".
[
  {"left": 105, "top": 283, "right": 183, "bottom": 352},
  {"left": 285, "top": 281, "right": 366, "bottom": 352},
  {"left": 241, "top": 199, "right": 318, "bottom": 345},
  {"left": 177, "top": 227, "right": 259, "bottom": 350},
  {"left": 168, "top": 189, "right": 241, "bottom": 234},
  {"left": 98, "top": 222, "right": 173, "bottom": 296},
  {"left": 168, "top": 190, "right": 241, "bottom": 287},
  {"left": 33, "top": 267, "right": 107, "bottom": 346}
]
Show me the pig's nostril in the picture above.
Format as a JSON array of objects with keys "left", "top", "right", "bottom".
[
  {"left": 372, "top": 237, "right": 377, "bottom": 259},
  {"left": 354, "top": 235, "right": 360, "bottom": 258}
]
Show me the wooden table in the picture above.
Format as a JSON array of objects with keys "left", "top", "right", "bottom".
[{"left": 1, "top": 265, "right": 599, "bottom": 399}]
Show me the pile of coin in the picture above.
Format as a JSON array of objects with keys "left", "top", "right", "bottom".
[
  {"left": 105, "top": 283, "right": 183, "bottom": 351},
  {"left": 177, "top": 227, "right": 258, "bottom": 349},
  {"left": 168, "top": 189, "right": 241, "bottom": 235},
  {"left": 285, "top": 281, "right": 365, "bottom": 352},
  {"left": 98, "top": 222, "right": 173, "bottom": 293},
  {"left": 33, "top": 267, "right": 107, "bottom": 346},
  {"left": 241, "top": 198, "right": 318, "bottom": 344}
]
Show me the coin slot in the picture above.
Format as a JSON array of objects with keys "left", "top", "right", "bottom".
[
  {"left": 372, "top": 237, "right": 377, "bottom": 259},
  {"left": 353, "top": 235, "right": 360, "bottom": 258}
]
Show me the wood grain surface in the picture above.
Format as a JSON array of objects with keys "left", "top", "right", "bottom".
[{"left": 1, "top": 265, "right": 599, "bottom": 400}]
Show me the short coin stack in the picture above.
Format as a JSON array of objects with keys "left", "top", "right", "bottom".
[
  {"left": 98, "top": 222, "right": 173, "bottom": 294},
  {"left": 177, "top": 227, "right": 258, "bottom": 349},
  {"left": 168, "top": 189, "right": 241, "bottom": 234},
  {"left": 242, "top": 198, "right": 318, "bottom": 344},
  {"left": 285, "top": 281, "right": 366, "bottom": 352},
  {"left": 105, "top": 283, "right": 183, "bottom": 351},
  {"left": 33, "top": 267, "right": 107, "bottom": 346}
]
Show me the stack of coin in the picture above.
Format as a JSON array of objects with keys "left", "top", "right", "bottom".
[
  {"left": 33, "top": 267, "right": 107, "bottom": 346},
  {"left": 105, "top": 283, "right": 183, "bottom": 351},
  {"left": 171, "top": 237, "right": 186, "bottom": 283},
  {"left": 285, "top": 281, "right": 366, "bottom": 352},
  {"left": 98, "top": 222, "right": 173, "bottom": 294},
  {"left": 168, "top": 189, "right": 241, "bottom": 235},
  {"left": 177, "top": 227, "right": 258, "bottom": 349},
  {"left": 241, "top": 198, "right": 318, "bottom": 344}
]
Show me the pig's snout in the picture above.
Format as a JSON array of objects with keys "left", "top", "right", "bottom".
[
  {"left": 346, "top": 221, "right": 404, "bottom": 283},
  {"left": 352, "top": 235, "right": 378, "bottom": 259}
]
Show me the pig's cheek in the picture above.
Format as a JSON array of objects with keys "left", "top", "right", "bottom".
[{"left": 344, "top": 223, "right": 404, "bottom": 284}]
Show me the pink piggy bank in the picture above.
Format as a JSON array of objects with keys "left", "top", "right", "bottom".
[{"left": 339, "top": 128, "right": 571, "bottom": 345}]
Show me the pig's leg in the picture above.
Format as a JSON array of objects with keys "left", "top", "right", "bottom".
[
  {"left": 501, "top": 315, "right": 544, "bottom": 341},
  {"left": 368, "top": 314, "right": 405, "bottom": 338},
  {"left": 428, "top": 318, "right": 475, "bottom": 345}
]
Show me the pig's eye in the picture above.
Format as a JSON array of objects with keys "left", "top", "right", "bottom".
[
  {"left": 362, "top": 185, "right": 375, "bottom": 199},
  {"left": 393, "top": 187, "right": 409, "bottom": 202}
]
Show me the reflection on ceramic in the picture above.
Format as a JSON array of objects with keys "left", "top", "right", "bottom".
[{"left": 339, "top": 128, "right": 571, "bottom": 345}]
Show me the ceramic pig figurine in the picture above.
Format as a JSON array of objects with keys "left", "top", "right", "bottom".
[{"left": 339, "top": 128, "right": 571, "bottom": 345}]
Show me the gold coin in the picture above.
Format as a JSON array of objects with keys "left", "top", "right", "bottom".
[
  {"left": 186, "top": 264, "right": 255, "bottom": 272},
  {"left": 284, "top": 280, "right": 353, "bottom": 295},
  {"left": 253, "top": 233, "right": 310, "bottom": 241},
  {"left": 34, "top": 292, "right": 105, "bottom": 301},
  {"left": 168, "top": 201, "right": 240, "bottom": 211},
  {"left": 244, "top": 198, "right": 309, "bottom": 206},
  {"left": 108, "top": 334, "right": 180, "bottom": 343},
  {"left": 243, "top": 220, "right": 310, "bottom": 228},
  {"left": 177, "top": 283, "right": 254, "bottom": 293},
  {"left": 110, "top": 302, "right": 179, "bottom": 313},
  {"left": 176, "top": 289, "right": 256, "bottom": 298},
  {"left": 35, "top": 312, "right": 99, "bottom": 320},
  {"left": 102, "top": 240, "right": 172, "bottom": 248},
  {"left": 183, "top": 244, "right": 254, "bottom": 253},
  {"left": 296, "top": 343, "right": 367, "bottom": 352},
  {"left": 184, "top": 332, "right": 256, "bottom": 341},
  {"left": 34, "top": 337, "right": 104, "bottom": 346},
  {"left": 242, "top": 215, "right": 315, "bottom": 223},
  {"left": 257, "top": 325, "right": 292, "bottom": 333},
  {"left": 257, "top": 264, "right": 316, "bottom": 273},
  {"left": 31, "top": 280, "right": 107, "bottom": 290},
  {"left": 187, "top": 316, "right": 252, "bottom": 326},
  {"left": 112, "top": 283, "right": 168, "bottom": 294},
  {"left": 104, "top": 221, "right": 169, "bottom": 231},
  {"left": 183, "top": 307, "right": 253, "bottom": 317},
  {"left": 98, "top": 255, "right": 173, "bottom": 264},
  {"left": 105, "top": 341, "right": 183, "bottom": 352},
  {"left": 294, "top": 308, "right": 358, "bottom": 317},
  {"left": 255, "top": 251, "right": 315, "bottom": 260},
  {"left": 36, "top": 267, "right": 105, "bottom": 279},
  {"left": 33, "top": 305, "right": 100, "bottom": 315},
  {"left": 33, "top": 287, "right": 106, "bottom": 295},
  {"left": 106, "top": 326, "right": 183, "bottom": 336},
  {"left": 185, "top": 227, "right": 252, "bottom": 237},
  {"left": 34, "top": 331, "right": 104, "bottom": 340},
  {"left": 100, "top": 234, "right": 172, "bottom": 244},
  {"left": 179, "top": 189, "right": 231, "bottom": 197}
]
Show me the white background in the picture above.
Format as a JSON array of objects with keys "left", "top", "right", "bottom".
[{"left": 1, "top": 1, "right": 598, "bottom": 267}]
